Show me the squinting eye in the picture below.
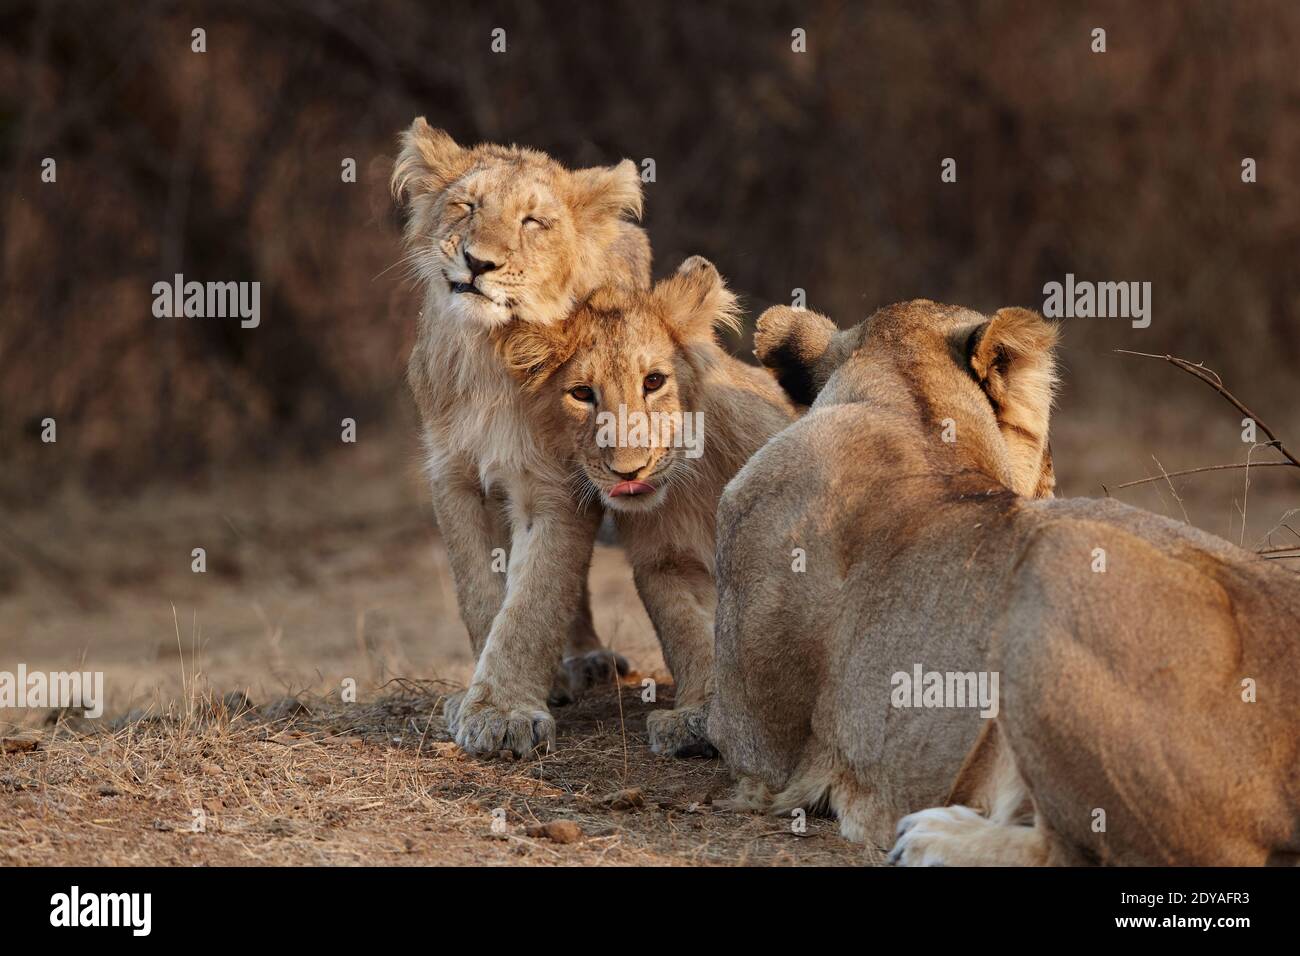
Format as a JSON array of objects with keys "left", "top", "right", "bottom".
[
  {"left": 569, "top": 385, "right": 595, "bottom": 403},
  {"left": 523, "top": 216, "right": 547, "bottom": 230},
  {"left": 454, "top": 201, "right": 474, "bottom": 215},
  {"left": 644, "top": 373, "right": 666, "bottom": 393}
]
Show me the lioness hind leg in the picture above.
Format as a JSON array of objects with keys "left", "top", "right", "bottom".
[
  {"left": 888, "top": 806, "right": 1052, "bottom": 866},
  {"left": 889, "top": 725, "right": 1050, "bottom": 866}
]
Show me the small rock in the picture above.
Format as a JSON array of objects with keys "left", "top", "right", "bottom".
[
  {"left": 221, "top": 691, "right": 254, "bottom": 714},
  {"left": 96, "top": 783, "right": 120, "bottom": 797},
  {"left": 200, "top": 762, "right": 222, "bottom": 776},
  {"left": 601, "top": 787, "right": 645, "bottom": 811},
  {"left": 261, "top": 697, "right": 311, "bottom": 721},
  {"left": 110, "top": 709, "right": 160, "bottom": 731},
  {"left": 525, "top": 820, "right": 584, "bottom": 844}
]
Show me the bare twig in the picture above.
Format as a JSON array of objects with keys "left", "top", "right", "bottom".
[
  {"left": 1114, "top": 350, "right": 1300, "bottom": 469},
  {"left": 1113, "top": 461, "right": 1293, "bottom": 490}
]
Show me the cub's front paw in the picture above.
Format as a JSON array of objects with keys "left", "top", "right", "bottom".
[
  {"left": 646, "top": 706, "right": 718, "bottom": 758},
  {"left": 453, "top": 688, "right": 555, "bottom": 758},
  {"left": 549, "top": 649, "right": 631, "bottom": 706},
  {"left": 887, "top": 805, "right": 986, "bottom": 866}
]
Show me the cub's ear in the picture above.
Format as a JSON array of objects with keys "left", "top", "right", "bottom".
[
  {"left": 569, "top": 158, "right": 644, "bottom": 222},
  {"left": 656, "top": 256, "right": 742, "bottom": 345},
  {"left": 753, "top": 305, "right": 839, "bottom": 406},
  {"left": 390, "top": 118, "right": 470, "bottom": 206},
  {"left": 495, "top": 319, "right": 578, "bottom": 390}
]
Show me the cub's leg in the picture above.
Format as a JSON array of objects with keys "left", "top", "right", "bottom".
[
  {"left": 633, "top": 556, "right": 718, "bottom": 758},
  {"left": 550, "top": 576, "right": 631, "bottom": 705},
  {"left": 450, "top": 489, "right": 602, "bottom": 756},
  {"left": 429, "top": 455, "right": 508, "bottom": 658}
]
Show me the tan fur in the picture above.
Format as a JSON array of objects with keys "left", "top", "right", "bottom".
[
  {"left": 496, "top": 257, "right": 797, "bottom": 755},
  {"left": 392, "top": 119, "right": 650, "bottom": 755},
  {"left": 713, "top": 299, "right": 1300, "bottom": 865}
]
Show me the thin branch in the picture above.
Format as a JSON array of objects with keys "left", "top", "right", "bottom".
[
  {"left": 1113, "top": 461, "right": 1293, "bottom": 490},
  {"left": 1114, "top": 350, "right": 1300, "bottom": 469}
]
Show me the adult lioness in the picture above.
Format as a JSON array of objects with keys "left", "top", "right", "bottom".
[
  {"left": 392, "top": 118, "right": 650, "bottom": 755},
  {"left": 497, "top": 257, "right": 797, "bottom": 756},
  {"left": 713, "top": 299, "right": 1300, "bottom": 865}
]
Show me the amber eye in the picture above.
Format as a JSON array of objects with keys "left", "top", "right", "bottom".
[
  {"left": 644, "top": 372, "right": 666, "bottom": 393},
  {"left": 569, "top": 385, "right": 595, "bottom": 403}
]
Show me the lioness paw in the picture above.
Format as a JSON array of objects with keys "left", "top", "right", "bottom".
[
  {"left": 453, "top": 694, "right": 555, "bottom": 758},
  {"left": 887, "top": 805, "right": 987, "bottom": 866},
  {"left": 646, "top": 706, "right": 718, "bottom": 758}
]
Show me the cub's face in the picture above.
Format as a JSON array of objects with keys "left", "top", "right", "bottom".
[
  {"left": 392, "top": 119, "right": 646, "bottom": 328},
  {"left": 428, "top": 165, "right": 572, "bottom": 326},
  {"left": 556, "top": 311, "right": 692, "bottom": 513},
  {"left": 501, "top": 257, "right": 740, "bottom": 513}
]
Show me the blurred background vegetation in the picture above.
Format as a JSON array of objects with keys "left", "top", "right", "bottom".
[{"left": 1, "top": 0, "right": 1297, "bottom": 527}]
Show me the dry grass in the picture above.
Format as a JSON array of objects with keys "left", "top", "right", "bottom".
[{"left": 0, "top": 680, "right": 872, "bottom": 866}]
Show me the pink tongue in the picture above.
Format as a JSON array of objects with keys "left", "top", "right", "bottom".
[{"left": 609, "top": 480, "right": 656, "bottom": 497}]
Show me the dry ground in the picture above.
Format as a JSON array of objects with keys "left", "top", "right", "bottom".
[
  {"left": 0, "top": 436, "right": 874, "bottom": 865},
  {"left": 0, "top": 682, "right": 869, "bottom": 866},
  {"left": 1, "top": 412, "right": 1295, "bottom": 866}
]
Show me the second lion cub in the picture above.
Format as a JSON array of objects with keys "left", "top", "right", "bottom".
[{"left": 497, "top": 257, "right": 797, "bottom": 756}]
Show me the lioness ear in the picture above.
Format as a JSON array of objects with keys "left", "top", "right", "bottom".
[
  {"left": 753, "top": 305, "right": 839, "bottom": 406},
  {"left": 569, "top": 158, "right": 644, "bottom": 222},
  {"left": 390, "top": 118, "right": 470, "bottom": 206},
  {"left": 965, "top": 307, "right": 1060, "bottom": 497},
  {"left": 657, "top": 256, "right": 742, "bottom": 345},
  {"left": 966, "top": 307, "right": 1059, "bottom": 409}
]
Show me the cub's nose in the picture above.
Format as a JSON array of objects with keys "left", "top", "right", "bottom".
[
  {"left": 608, "top": 463, "right": 649, "bottom": 481},
  {"left": 463, "top": 250, "right": 499, "bottom": 277}
]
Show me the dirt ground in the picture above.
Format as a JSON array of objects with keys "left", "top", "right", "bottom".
[
  {"left": 1, "top": 410, "right": 1295, "bottom": 867},
  {"left": 0, "top": 435, "right": 876, "bottom": 865},
  {"left": 0, "top": 684, "right": 872, "bottom": 866}
]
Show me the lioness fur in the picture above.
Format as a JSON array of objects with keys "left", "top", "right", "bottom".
[
  {"left": 392, "top": 118, "right": 650, "bottom": 755},
  {"left": 711, "top": 298, "right": 1300, "bottom": 865},
  {"left": 497, "top": 256, "right": 798, "bottom": 756}
]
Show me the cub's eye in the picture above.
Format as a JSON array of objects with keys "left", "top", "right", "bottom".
[
  {"left": 569, "top": 385, "right": 595, "bottom": 403},
  {"left": 644, "top": 372, "right": 666, "bottom": 393},
  {"left": 453, "top": 201, "right": 474, "bottom": 215},
  {"left": 523, "top": 215, "right": 548, "bottom": 230}
]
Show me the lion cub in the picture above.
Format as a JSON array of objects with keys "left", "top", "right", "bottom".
[{"left": 497, "top": 257, "right": 797, "bottom": 756}]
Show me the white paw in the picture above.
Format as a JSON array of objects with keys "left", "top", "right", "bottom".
[{"left": 887, "top": 805, "right": 987, "bottom": 866}]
